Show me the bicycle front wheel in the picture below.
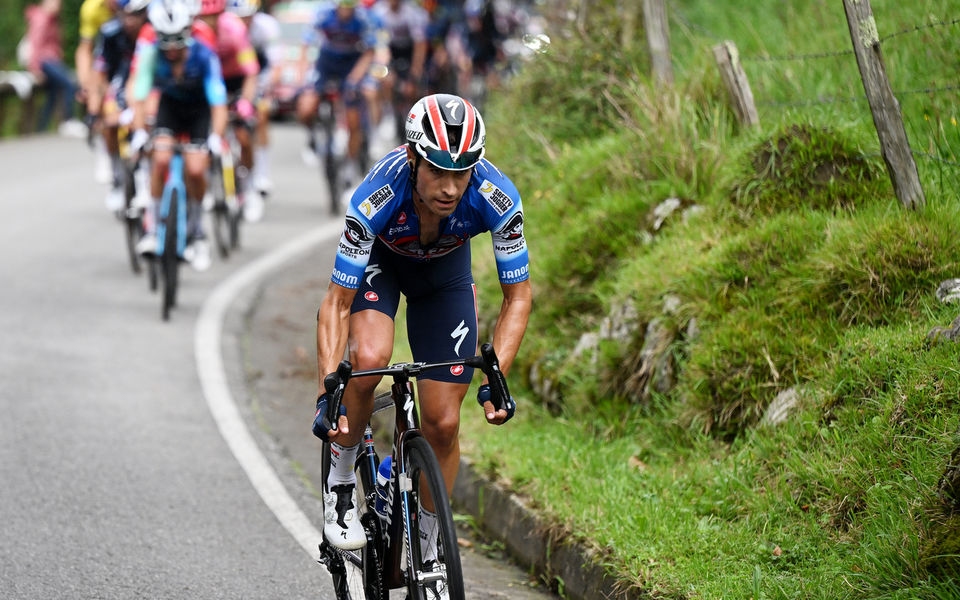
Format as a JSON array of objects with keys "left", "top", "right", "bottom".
[
  {"left": 402, "top": 436, "right": 464, "bottom": 600},
  {"left": 161, "top": 188, "right": 179, "bottom": 321}
]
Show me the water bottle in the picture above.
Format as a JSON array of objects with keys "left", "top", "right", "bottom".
[{"left": 375, "top": 455, "right": 392, "bottom": 521}]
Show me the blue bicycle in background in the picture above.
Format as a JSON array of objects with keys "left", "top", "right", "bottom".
[{"left": 155, "top": 141, "right": 190, "bottom": 321}]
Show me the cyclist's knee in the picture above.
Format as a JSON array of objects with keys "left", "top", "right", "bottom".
[{"left": 420, "top": 411, "right": 460, "bottom": 451}]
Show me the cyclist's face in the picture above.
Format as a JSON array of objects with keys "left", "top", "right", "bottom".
[{"left": 414, "top": 160, "right": 472, "bottom": 218}]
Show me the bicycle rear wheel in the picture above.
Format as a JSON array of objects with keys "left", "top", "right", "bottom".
[
  {"left": 402, "top": 436, "right": 464, "bottom": 600},
  {"left": 209, "top": 160, "right": 231, "bottom": 259},
  {"left": 161, "top": 188, "right": 179, "bottom": 321}
]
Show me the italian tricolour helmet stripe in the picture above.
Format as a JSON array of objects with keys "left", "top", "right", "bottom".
[
  {"left": 425, "top": 96, "right": 449, "bottom": 152},
  {"left": 457, "top": 100, "right": 477, "bottom": 162}
]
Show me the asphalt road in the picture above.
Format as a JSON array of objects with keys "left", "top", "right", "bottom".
[{"left": 0, "top": 124, "right": 553, "bottom": 599}]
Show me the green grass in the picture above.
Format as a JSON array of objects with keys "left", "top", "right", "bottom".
[{"left": 455, "top": 0, "right": 960, "bottom": 597}]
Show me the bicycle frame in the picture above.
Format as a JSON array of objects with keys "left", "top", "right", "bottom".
[
  {"left": 319, "top": 343, "right": 511, "bottom": 596},
  {"left": 155, "top": 150, "right": 188, "bottom": 259}
]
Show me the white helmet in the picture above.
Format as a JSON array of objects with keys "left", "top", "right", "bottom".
[
  {"left": 149, "top": 0, "right": 194, "bottom": 48},
  {"left": 405, "top": 94, "right": 486, "bottom": 171},
  {"left": 121, "top": 0, "right": 151, "bottom": 13}
]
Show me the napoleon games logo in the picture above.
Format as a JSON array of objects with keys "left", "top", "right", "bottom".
[
  {"left": 496, "top": 211, "right": 524, "bottom": 241},
  {"left": 364, "top": 291, "right": 379, "bottom": 302},
  {"left": 343, "top": 216, "right": 372, "bottom": 248}
]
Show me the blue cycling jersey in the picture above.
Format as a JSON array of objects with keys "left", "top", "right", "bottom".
[
  {"left": 304, "top": 5, "right": 378, "bottom": 63},
  {"left": 332, "top": 147, "right": 530, "bottom": 290},
  {"left": 132, "top": 38, "right": 227, "bottom": 106}
]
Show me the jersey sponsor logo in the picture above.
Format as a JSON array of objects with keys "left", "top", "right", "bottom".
[
  {"left": 387, "top": 225, "right": 412, "bottom": 236},
  {"left": 479, "top": 179, "right": 514, "bottom": 216},
  {"left": 450, "top": 320, "right": 469, "bottom": 356},
  {"left": 364, "top": 263, "right": 381, "bottom": 286},
  {"left": 397, "top": 211, "right": 407, "bottom": 224},
  {"left": 500, "top": 265, "right": 529, "bottom": 281},
  {"left": 494, "top": 240, "right": 526, "bottom": 254},
  {"left": 496, "top": 211, "right": 524, "bottom": 241},
  {"left": 343, "top": 216, "right": 373, "bottom": 248},
  {"left": 450, "top": 365, "right": 464, "bottom": 376},
  {"left": 359, "top": 185, "right": 395, "bottom": 218},
  {"left": 332, "top": 268, "right": 360, "bottom": 287},
  {"left": 364, "top": 291, "right": 379, "bottom": 302}
]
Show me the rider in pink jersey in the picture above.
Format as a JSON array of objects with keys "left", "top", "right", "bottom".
[{"left": 195, "top": 0, "right": 264, "bottom": 222}]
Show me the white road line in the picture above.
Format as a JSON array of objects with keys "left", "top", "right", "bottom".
[{"left": 194, "top": 222, "right": 342, "bottom": 558}]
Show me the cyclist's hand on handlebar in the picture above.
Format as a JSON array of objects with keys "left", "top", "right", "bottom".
[
  {"left": 477, "top": 384, "right": 516, "bottom": 425},
  {"left": 207, "top": 133, "right": 223, "bottom": 157},
  {"left": 130, "top": 128, "right": 149, "bottom": 155},
  {"left": 312, "top": 393, "right": 349, "bottom": 442}
]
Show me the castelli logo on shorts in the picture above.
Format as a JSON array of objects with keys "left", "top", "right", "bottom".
[
  {"left": 365, "top": 292, "right": 379, "bottom": 302},
  {"left": 450, "top": 365, "right": 464, "bottom": 376}
]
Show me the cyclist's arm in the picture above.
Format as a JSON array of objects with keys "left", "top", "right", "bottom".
[
  {"left": 488, "top": 278, "right": 532, "bottom": 380},
  {"left": 316, "top": 282, "right": 357, "bottom": 396},
  {"left": 76, "top": 38, "right": 96, "bottom": 99},
  {"left": 347, "top": 48, "right": 375, "bottom": 85},
  {"left": 130, "top": 41, "right": 156, "bottom": 131}
]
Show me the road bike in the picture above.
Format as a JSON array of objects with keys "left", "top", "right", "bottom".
[
  {"left": 317, "top": 343, "right": 512, "bottom": 600},
  {"left": 208, "top": 127, "right": 242, "bottom": 259},
  {"left": 154, "top": 138, "right": 190, "bottom": 321}
]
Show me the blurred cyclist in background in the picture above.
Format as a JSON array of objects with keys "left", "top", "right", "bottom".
[
  {"left": 296, "top": 0, "right": 378, "bottom": 188},
  {"left": 194, "top": 0, "right": 264, "bottom": 222},
  {"left": 129, "top": 0, "right": 229, "bottom": 271},
  {"left": 371, "top": 0, "right": 428, "bottom": 144},
  {"left": 227, "top": 0, "right": 281, "bottom": 200},
  {"left": 88, "top": 0, "right": 151, "bottom": 212},
  {"left": 76, "top": 0, "right": 119, "bottom": 181}
]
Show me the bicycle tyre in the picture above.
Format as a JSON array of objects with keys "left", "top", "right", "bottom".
[
  {"left": 209, "top": 161, "right": 230, "bottom": 259},
  {"left": 122, "top": 166, "right": 142, "bottom": 275},
  {"left": 402, "top": 436, "right": 464, "bottom": 600},
  {"left": 228, "top": 205, "right": 241, "bottom": 250},
  {"left": 161, "top": 188, "right": 179, "bottom": 321}
]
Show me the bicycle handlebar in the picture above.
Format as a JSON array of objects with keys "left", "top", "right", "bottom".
[{"left": 321, "top": 343, "right": 512, "bottom": 431}]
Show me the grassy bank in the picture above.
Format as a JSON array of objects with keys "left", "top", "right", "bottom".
[{"left": 456, "top": 1, "right": 960, "bottom": 598}]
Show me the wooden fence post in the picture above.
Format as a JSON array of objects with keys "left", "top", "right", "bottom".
[
  {"left": 712, "top": 41, "right": 759, "bottom": 127},
  {"left": 642, "top": 0, "right": 673, "bottom": 86},
  {"left": 842, "top": 0, "right": 924, "bottom": 209}
]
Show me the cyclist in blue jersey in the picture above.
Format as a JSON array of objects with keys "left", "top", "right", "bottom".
[
  {"left": 89, "top": 0, "right": 150, "bottom": 212},
  {"left": 296, "top": 0, "right": 379, "bottom": 185},
  {"left": 312, "top": 93, "right": 532, "bottom": 561},
  {"left": 129, "top": 0, "right": 229, "bottom": 271}
]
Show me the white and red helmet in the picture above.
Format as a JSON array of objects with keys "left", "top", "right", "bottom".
[{"left": 405, "top": 94, "right": 485, "bottom": 171}]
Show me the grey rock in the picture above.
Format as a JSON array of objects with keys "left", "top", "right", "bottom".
[{"left": 936, "top": 279, "right": 960, "bottom": 304}]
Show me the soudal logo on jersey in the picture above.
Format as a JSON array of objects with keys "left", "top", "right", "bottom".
[
  {"left": 450, "top": 365, "right": 464, "bottom": 376},
  {"left": 359, "top": 185, "right": 394, "bottom": 218},
  {"left": 364, "top": 291, "right": 379, "bottom": 302},
  {"left": 479, "top": 180, "right": 514, "bottom": 216}
]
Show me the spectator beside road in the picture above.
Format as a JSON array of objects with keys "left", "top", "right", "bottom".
[{"left": 25, "top": 0, "right": 82, "bottom": 133}]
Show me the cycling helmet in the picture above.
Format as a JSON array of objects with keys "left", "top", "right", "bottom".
[
  {"left": 149, "top": 0, "right": 194, "bottom": 48},
  {"left": 197, "top": 0, "right": 227, "bottom": 16},
  {"left": 119, "top": 0, "right": 151, "bottom": 13},
  {"left": 405, "top": 94, "right": 486, "bottom": 171},
  {"left": 226, "top": 0, "right": 259, "bottom": 16}
]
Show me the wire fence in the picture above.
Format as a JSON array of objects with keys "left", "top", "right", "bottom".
[{"left": 670, "top": 1, "right": 960, "bottom": 177}]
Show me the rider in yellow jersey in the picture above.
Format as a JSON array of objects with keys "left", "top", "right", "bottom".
[
  {"left": 77, "top": 0, "right": 117, "bottom": 106},
  {"left": 77, "top": 0, "right": 118, "bottom": 184}
]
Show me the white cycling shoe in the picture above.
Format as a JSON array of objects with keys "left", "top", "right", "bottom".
[
  {"left": 323, "top": 484, "right": 366, "bottom": 550},
  {"left": 184, "top": 239, "right": 211, "bottom": 272},
  {"left": 136, "top": 233, "right": 157, "bottom": 256}
]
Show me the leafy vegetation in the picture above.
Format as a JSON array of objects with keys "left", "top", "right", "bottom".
[{"left": 459, "top": 0, "right": 960, "bottom": 598}]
